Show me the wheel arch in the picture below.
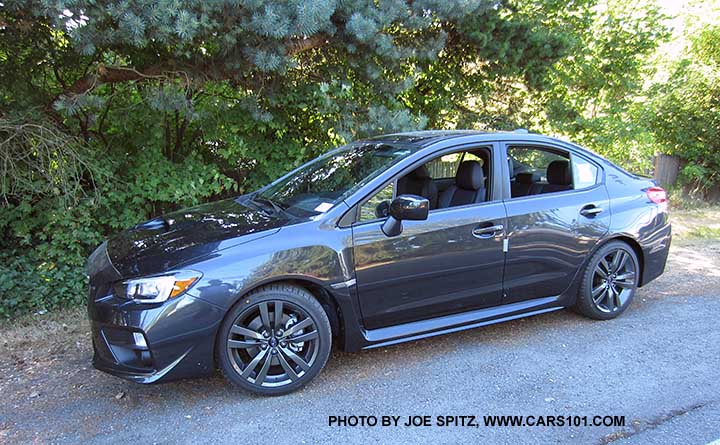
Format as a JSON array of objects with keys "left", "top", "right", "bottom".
[
  {"left": 591, "top": 235, "right": 645, "bottom": 286},
  {"left": 282, "top": 278, "right": 344, "bottom": 340}
]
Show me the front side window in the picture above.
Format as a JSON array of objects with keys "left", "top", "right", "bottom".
[
  {"left": 354, "top": 147, "right": 492, "bottom": 224},
  {"left": 424, "top": 152, "right": 484, "bottom": 179},
  {"left": 257, "top": 142, "right": 416, "bottom": 217}
]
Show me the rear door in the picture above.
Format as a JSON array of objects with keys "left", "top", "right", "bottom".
[
  {"left": 351, "top": 143, "right": 507, "bottom": 330},
  {"left": 501, "top": 142, "right": 610, "bottom": 303}
]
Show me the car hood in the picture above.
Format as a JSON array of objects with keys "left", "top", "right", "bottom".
[{"left": 106, "top": 197, "right": 286, "bottom": 277}]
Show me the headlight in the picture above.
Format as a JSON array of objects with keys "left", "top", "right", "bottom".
[{"left": 114, "top": 271, "right": 202, "bottom": 303}]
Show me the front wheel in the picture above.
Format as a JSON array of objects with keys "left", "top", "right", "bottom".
[
  {"left": 216, "top": 284, "right": 332, "bottom": 396},
  {"left": 575, "top": 241, "right": 640, "bottom": 320}
]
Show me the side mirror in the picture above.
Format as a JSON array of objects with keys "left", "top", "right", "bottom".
[
  {"left": 381, "top": 194, "right": 429, "bottom": 237},
  {"left": 375, "top": 200, "right": 390, "bottom": 219}
]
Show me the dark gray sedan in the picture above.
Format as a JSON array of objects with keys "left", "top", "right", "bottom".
[{"left": 87, "top": 131, "right": 671, "bottom": 395}]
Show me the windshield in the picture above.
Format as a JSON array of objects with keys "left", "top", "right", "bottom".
[{"left": 256, "top": 141, "right": 416, "bottom": 217}]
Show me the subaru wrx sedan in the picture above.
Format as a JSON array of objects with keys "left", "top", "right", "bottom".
[{"left": 87, "top": 131, "right": 671, "bottom": 395}]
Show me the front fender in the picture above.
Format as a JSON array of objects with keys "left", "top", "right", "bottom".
[{"left": 185, "top": 221, "right": 354, "bottom": 310}]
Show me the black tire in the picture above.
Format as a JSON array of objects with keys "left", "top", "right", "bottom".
[
  {"left": 575, "top": 241, "right": 640, "bottom": 320},
  {"left": 216, "top": 283, "right": 332, "bottom": 396}
]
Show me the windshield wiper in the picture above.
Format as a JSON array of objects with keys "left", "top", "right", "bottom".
[{"left": 251, "top": 195, "right": 286, "bottom": 216}]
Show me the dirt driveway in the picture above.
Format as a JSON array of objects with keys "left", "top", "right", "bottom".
[{"left": 1, "top": 209, "right": 719, "bottom": 444}]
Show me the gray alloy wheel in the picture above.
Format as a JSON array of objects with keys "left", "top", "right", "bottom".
[
  {"left": 217, "top": 284, "right": 331, "bottom": 396},
  {"left": 575, "top": 241, "right": 640, "bottom": 320},
  {"left": 591, "top": 249, "right": 637, "bottom": 313}
]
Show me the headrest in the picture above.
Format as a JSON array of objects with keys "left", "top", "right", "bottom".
[
  {"left": 507, "top": 158, "right": 514, "bottom": 179},
  {"left": 547, "top": 160, "right": 571, "bottom": 185},
  {"left": 456, "top": 160, "right": 484, "bottom": 190},
  {"left": 516, "top": 172, "right": 541, "bottom": 184},
  {"left": 408, "top": 165, "right": 430, "bottom": 180}
]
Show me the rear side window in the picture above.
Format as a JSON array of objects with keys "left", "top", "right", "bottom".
[
  {"left": 508, "top": 145, "right": 599, "bottom": 198},
  {"left": 508, "top": 147, "right": 568, "bottom": 184},
  {"left": 572, "top": 155, "right": 599, "bottom": 189}
]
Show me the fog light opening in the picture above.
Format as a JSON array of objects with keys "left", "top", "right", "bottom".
[{"left": 133, "top": 332, "right": 148, "bottom": 348}]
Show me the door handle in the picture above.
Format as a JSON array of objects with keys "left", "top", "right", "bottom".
[
  {"left": 580, "top": 204, "right": 604, "bottom": 217},
  {"left": 472, "top": 224, "right": 504, "bottom": 239}
]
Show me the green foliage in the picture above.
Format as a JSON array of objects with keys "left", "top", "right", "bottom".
[
  {"left": 0, "top": 198, "right": 102, "bottom": 317},
  {"left": 644, "top": 23, "right": 720, "bottom": 191},
  {"left": 0, "top": 120, "right": 101, "bottom": 202},
  {"left": 0, "top": 145, "right": 232, "bottom": 316},
  {"left": 535, "top": 0, "right": 669, "bottom": 174}
]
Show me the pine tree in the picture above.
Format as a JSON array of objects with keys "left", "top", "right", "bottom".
[{"left": 3, "top": 0, "right": 575, "bottom": 134}]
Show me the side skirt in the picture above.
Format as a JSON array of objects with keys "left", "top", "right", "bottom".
[{"left": 362, "top": 296, "right": 564, "bottom": 350}]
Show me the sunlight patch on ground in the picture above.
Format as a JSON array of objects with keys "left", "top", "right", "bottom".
[{"left": 669, "top": 244, "right": 720, "bottom": 278}]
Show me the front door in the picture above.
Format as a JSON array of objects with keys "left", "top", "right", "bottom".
[
  {"left": 350, "top": 143, "right": 507, "bottom": 330},
  {"left": 352, "top": 203, "right": 507, "bottom": 329}
]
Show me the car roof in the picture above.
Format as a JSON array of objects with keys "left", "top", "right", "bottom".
[{"left": 363, "top": 130, "right": 600, "bottom": 159}]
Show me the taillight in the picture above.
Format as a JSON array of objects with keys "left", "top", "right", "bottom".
[{"left": 647, "top": 186, "right": 668, "bottom": 211}]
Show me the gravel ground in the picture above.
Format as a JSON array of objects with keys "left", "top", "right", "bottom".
[{"left": 1, "top": 211, "right": 719, "bottom": 444}]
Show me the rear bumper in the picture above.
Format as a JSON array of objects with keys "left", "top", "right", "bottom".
[{"left": 640, "top": 221, "right": 672, "bottom": 287}]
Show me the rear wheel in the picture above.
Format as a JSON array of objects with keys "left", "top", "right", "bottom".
[
  {"left": 575, "top": 241, "right": 640, "bottom": 320},
  {"left": 217, "top": 284, "right": 332, "bottom": 396}
]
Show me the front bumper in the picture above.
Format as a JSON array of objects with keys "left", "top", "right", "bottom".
[
  {"left": 89, "top": 294, "right": 224, "bottom": 383},
  {"left": 87, "top": 243, "right": 224, "bottom": 383}
]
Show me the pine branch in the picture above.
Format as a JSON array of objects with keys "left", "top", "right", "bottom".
[
  {"left": 55, "top": 32, "right": 333, "bottom": 103},
  {"left": 63, "top": 64, "right": 171, "bottom": 96}
]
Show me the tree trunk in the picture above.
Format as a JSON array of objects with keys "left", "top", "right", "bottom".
[{"left": 654, "top": 154, "right": 680, "bottom": 186}]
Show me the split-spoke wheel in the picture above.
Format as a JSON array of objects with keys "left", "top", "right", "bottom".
[
  {"left": 217, "top": 284, "right": 331, "bottom": 395},
  {"left": 576, "top": 241, "right": 640, "bottom": 320}
]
